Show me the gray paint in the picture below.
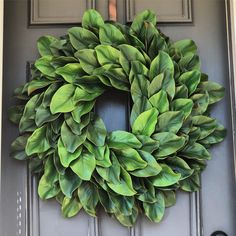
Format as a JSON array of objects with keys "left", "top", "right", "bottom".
[{"left": 1, "top": 0, "right": 235, "bottom": 236}]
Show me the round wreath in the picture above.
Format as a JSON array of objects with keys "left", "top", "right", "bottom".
[{"left": 9, "top": 9, "right": 226, "bottom": 226}]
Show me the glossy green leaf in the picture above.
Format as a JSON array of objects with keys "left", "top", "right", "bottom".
[
  {"left": 150, "top": 164, "right": 181, "bottom": 187},
  {"left": 61, "top": 197, "right": 82, "bottom": 218},
  {"left": 199, "top": 81, "right": 225, "bottom": 104},
  {"left": 38, "top": 157, "right": 59, "bottom": 199},
  {"left": 156, "top": 111, "right": 184, "bottom": 133},
  {"left": 87, "top": 113, "right": 106, "bottom": 146},
  {"left": 35, "top": 55, "right": 55, "bottom": 77},
  {"left": 107, "top": 130, "right": 142, "bottom": 149},
  {"left": 50, "top": 84, "right": 76, "bottom": 114},
  {"left": 132, "top": 108, "right": 158, "bottom": 136},
  {"left": 166, "top": 157, "right": 194, "bottom": 180},
  {"left": 82, "top": 9, "right": 104, "bottom": 30},
  {"left": 59, "top": 169, "right": 82, "bottom": 198},
  {"left": 143, "top": 192, "right": 165, "bottom": 223},
  {"left": 61, "top": 121, "right": 86, "bottom": 153},
  {"left": 136, "top": 135, "right": 159, "bottom": 153},
  {"left": 70, "top": 151, "right": 96, "bottom": 180},
  {"left": 95, "top": 45, "right": 120, "bottom": 65},
  {"left": 149, "top": 90, "right": 169, "bottom": 113},
  {"left": 58, "top": 138, "right": 82, "bottom": 167},
  {"left": 37, "top": 35, "right": 60, "bottom": 56},
  {"left": 149, "top": 51, "right": 174, "bottom": 80},
  {"left": 115, "top": 148, "right": 147, "bottom": 171},
  {"left": 11, "top": 135, "right": 30, "bottom": 160},
  {"left": 178, "top": 70, "right": 201, "bottom": 95},
  {"left": 180, "top": 143, "right": 211, "bottom": 160},
  {"left": 99, "top": 23, "right": 126, "bottom": 46},
  {"left": 130, "top": 150, "right": 162, "bottom": 177},
  {"left": 180, "top": 173, "right": 200, "bottom": 192},
  {"left": 153, "top": 132, "right": 185, "bottom": 158},
  {"left": 75, "top": 49, "right": 99, "bottom": 74},
  {"left": 77, "top": 182, "right": 99, "bottom": 216},
  {"left": 26, "top": 125, "right": 50, "bottom": 155},
  {"left": 68, "top": 27, "right": 99, "bottom": 50},
  {"left": 107, "top": 167, "right": 137, "bottom": 196},
  {"left": 172, "top": 39, "right": 197, "bottom": 56},
  {"left": 171, "top": 98, "right": 193, "bottom": 119}
]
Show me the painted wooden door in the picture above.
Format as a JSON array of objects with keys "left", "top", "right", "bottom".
[{"left": 1, "top": 0, "right": 235, "bottom": 236}]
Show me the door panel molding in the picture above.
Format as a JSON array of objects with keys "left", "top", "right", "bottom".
[
  {"left": 125, "top": 0, "right": 192, "bottom": 23},
  {"left": 29, "top": 0, "right": 95, "bottom": 25}
]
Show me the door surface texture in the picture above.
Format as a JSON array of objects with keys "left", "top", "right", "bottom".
[{"left": 1, "top": 0, "right": 236, "bottom": 236}]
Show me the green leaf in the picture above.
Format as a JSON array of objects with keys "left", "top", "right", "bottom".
[
  {"left": 149, "top": 90, "right": 169, "bottom": 113},
  {"left": 179, "top": 53, "right": 200, "bottom": 71},
  {"left": 130, "top": 74, "right": 149, "bottom": 101},
  {"left": 11, "top": 135, "right": 30, "bottom": 160},
  {"left": 50, "top": 84, "right": 76, "bottom": 114},
  {"left": 136, "top": 135, "right": 159, "bottom": 153},
  {"left": 95, "top": 45, "right": 120, "bottom": 65},
  {"left": 172, "top": 39, "right": 197, "bottom": 56},
  {"left": 70, "top": 151, "right": 96, "bottom": 180},
  {"left": 37, "top": 35, "right": 60, "bottom": 56},
  {"left": 75, "top": 49, "right": 99, "bottom": 74},
  {"left": 149, "top": 51, "right": 174, "bottom": 80},
  {"left": 166, "top": 157, "right": 194, "bottom": 180},
  {"left": 26, "top": 125, "right": 50, "bottom": 155},
  {"left": 171, "top": 98, "right": 193, "bottom": 119},
  {"left": 156, "top": 111, "right": 184, "bottom": 133},
  {"left": 84, "top": 141, "right": 111, "bottom": 167},
  {"left": 35, "top": 55, "right": 55, "bottom": 77},
  {"left": 68, "top": 27, "right": 99, "bottom": 50},
  {"left": 77, "top": 182, "right": 99, "bottom": 217},
  {"left": 38, "top": 157, "right": 59, "bottom": 199},
  {"left": 130, "top": 97, "right": 152, "bottom": 126},
  {"left": 9, "top": 105, "right": 24, "bottom": 124},
  {"left": 162, "top": 191, "right": 176, "bottom": 208},
  {"left": 96, "top": 151, "right": 120, "bottom": 183},
  {"left": 55, "top": 63, "right": 85, "bottom": 83},
  {"left": 61, "top": 196, "right": 82, "bottom": 218},
  {"left": 132, "top": 108, "right": 158, "bottom": 136},
  {"left": 99, "top": 23, "right": 126, "bottom": 46},
  {"left": 71, "top": 100, "right": 95, "bottom": 123},
  {"left": 131, "top": 10, "right": 157, "bottom": 36},
  {"left": 192, "top": 115, "right": 217, "bottom": 139},
  {"left": 87, "top": 113, "right": 106, "bottom": 146},
  {"left": 27, "top": 78, "right": 53, "bottom": 95},
  {"left": 152, "top": 132, "right": 185, "bottom": 158},
  {"left": 107, "top": 130, "right": 142, "bottom": 149},
  {"left": 107, "top": 167, "right": 137, "bottom": 196},
  {"left": 143, "top": 192, "right": 165, "bottom": 223},
  {"left": 119, "top": 44, "right": 146, "bottom": 74},
  {"left": 178, "top": 70, "right": 201, "bottom": 95},
  {"left": 191, "top": 93, "right": 209, "bottom": 115},
  {"left": 199, "top": 123, "right": 226, "bottom": 145},
  {"left": 150, "top": 164, "right": 181, "bottom": 187},
  {"left": 199, "top": 81, "right": 225, "bottom": 104},
  {"left": 58, "top": 138, "right": 82, "bottom": 167},
  {"left": 180, "top": 143, "right": 211, "bottom": 160},
  {"left": 115, "top": 148, "right": 147, "bottom": 171},
  {"left": 19, "top": 94, "right": 41, "bottom": 132},
  {"left": 82, "top": 9, "right": 104, "bottom": 30},
  {"left": 61, "top": 122, "right": 86, "bottom": 153},
  {"left": 130, "top": 150, "right": 162, "bottom": 177},
  {"left": 73, "top": 86, "right": 102, "bottom": 103},
  {"left": 59, "top": 169, "right": 82, "bottom": 198},
  {"left": 35, "top": 105, "right": 60, "bottom": 126},
  {"left": 180, "top": 173, "right": 200, "bottom": 192},
  {"left": 114, "top": 205, "right": 138, "bottom": 227}
]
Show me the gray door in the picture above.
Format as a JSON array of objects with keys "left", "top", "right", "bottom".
[{"left": 1, "top": 0, "right": 236, "bottom": 236}]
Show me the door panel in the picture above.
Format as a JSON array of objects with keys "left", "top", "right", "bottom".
[{"left": 2, "top": 0, "right": 235, "bottom": 236}]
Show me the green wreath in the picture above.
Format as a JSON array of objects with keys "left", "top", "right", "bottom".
[{"left": 9, "top": 9, "right": 226, "bottom": 226}]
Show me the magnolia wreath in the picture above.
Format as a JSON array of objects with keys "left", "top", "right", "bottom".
[{"left": 9, "top": 10, "right": 226, "bottom": 226}]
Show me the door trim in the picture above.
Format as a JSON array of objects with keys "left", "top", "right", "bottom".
[
  {"left": 226, "top": 0, "right": 236, "bottom": 187},
  {"left": 0, "top": 0, "right": 4, "bottom": 231}
]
